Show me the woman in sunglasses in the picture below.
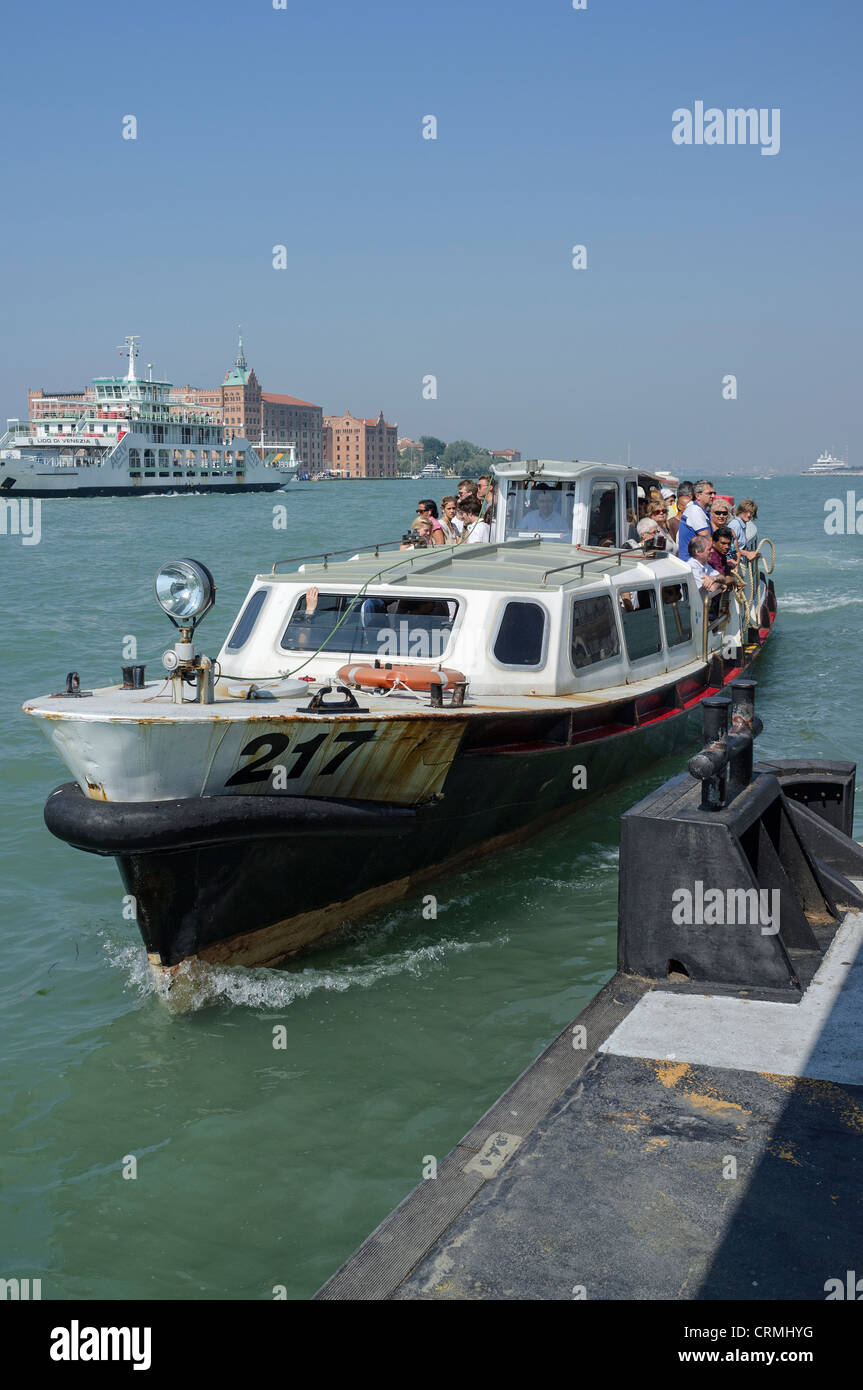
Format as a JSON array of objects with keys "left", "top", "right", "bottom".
[
  {"left": 645, "top": 501, "right": 678, "bottom": 554},
  {"left": 409, "top": 499, "right": 446, "bottom": 545}
]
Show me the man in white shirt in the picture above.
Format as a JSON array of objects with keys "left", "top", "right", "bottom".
[
  {"left": 677, "top": 479, "right": 716, "bottom": 556},
  {"left": 688, "top": 536, "right": 732, "bottom": 593},
  {"left": 458, "top": 497, "right": 491, "bottom": 543},
  {"left": 517, "top": 483, "right": 568, "bottom": 535}
]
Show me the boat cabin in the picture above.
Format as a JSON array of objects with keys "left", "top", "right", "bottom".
[
  {"left": 217, "top": 539, "right": 730, "bottom": 701},
  {"left": 491, "top": 459, "right": 675, "bottom": 548}
]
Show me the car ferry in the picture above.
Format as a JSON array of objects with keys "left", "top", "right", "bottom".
[
  {"left": 0, "top": 337, "right": 298, "bottom": 497},
  {"left": 24, "top": 459, "right": 777, "bottom": 981}
]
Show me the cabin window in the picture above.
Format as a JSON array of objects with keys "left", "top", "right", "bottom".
[
  {"left": 570, "top": 594, "right": 620, "bottom": 670},
  {"left": 280, "top": 592, "right": 458, "bottom": 658},
  {"left": 226, "top": 589, "right": 269, "bottom": 652},
  {"left": 625, "top": 481, "right": 639, "bottom": 543},
  {"left": 504, "top": 481, "right": 575, "bottom": 540},
  {"left": 661, "top": 582, "right": 692, "bottom": 647},
  {"left": 129, "top": 449, "right": 140, "bottom": 467},
  {"left": 618, "top": 587, "right": 662, "bottom": 661},
  {"left": 493, "top": 601, "right": 547, "bottom": 667},
  {"left": 588, "top": 483, "right": 619, "bottom": 548}
]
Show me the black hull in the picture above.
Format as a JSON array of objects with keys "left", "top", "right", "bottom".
[
  {"left": 46, "top": 705, "right": 704, "bottom": 968},
  {"left": 2, "top": 482, "right": 287, "bottom": 498}
]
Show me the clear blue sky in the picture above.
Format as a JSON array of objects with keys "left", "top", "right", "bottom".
[{"left": 1, "top": 0, "right": 860, "bottom": 472}]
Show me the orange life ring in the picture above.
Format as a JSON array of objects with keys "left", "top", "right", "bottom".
[{"left": 337, "top": 663, "right": 466, "bottom": 692}]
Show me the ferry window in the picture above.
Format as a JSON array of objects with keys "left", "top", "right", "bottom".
[
  {"left": 588, "top": 483, "right": 619, "bottom": 548},
  {"left": 226, "top": 589, "right": 269, "bottom": 652},
  {"left": 570, "top": 595, "right": 620, "bottom": 670},
  {"left": 280, "top": 592, "right": 458, "bottom": 658},
  {"left": 493, "top": 601, "right": 546, "bottom": 667},
  {"left": 504, "top": 481, "right": 575, "bottom": 540},
  {"left": 618, "top": 588, "right": 662, "bottom": 661},
  {"left": 661, "top": 582, "right": 692, "bottom": 647}
]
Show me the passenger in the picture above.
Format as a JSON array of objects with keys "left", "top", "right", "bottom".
[
  {"left": 676, "top": 479, "right": 716, "bottom": 556},
  {"left": 635, "top": 517, "right": 662, "bottom": 551},
  {"left": 457, "top": 478, "right": 479, "bottom": 502},
  {"left": 439, "top": 495, "right": 460, "bottom": 541},
  {"left": 480, "top": 479, "right": 497, "bottom": 527},
  {"left": 729, "top": 498, "right": 759, "bottom": 560},
  {"left": 646, "top": 501, "right": 677, "bottom": 554},
  {"left": 412, "top": 499, "right": 446, "bottom": 545},
  {"left": 458, "top": 496, "right": 491, "bottom": 543},
  {"left": 669, "top": 481, "right": 693, "bottom": 543},
  {"left": 708, "top": 525, "right": 738, "bottom": 576},
  {"left": 400, "top": 516, "right": 435, "bottom": 550},
  {"left": 687, "top": 536, "right": 731, "bottom": 594},
  {"left": 476, "top": 474, "right": 491, "bottom": 504}
]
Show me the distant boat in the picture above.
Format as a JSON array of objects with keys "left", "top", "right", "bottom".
[
  {"left": 801, "top": 451, "right": 863, "bottom": 477},
  {"left": 0, "top": 337, "right": 298, "bottom": 497}
]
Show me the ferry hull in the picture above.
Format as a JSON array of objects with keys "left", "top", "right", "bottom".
[
  {"left": 1, "top": 479, "right": 291, "bottom": 498},
  {"left": 46, "top": 704, "right": 704, "bottom": 971}
]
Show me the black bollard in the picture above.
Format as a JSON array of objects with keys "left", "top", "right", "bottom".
[
  {"left": 728, "top": 680, "right": 762, "bottom": 791},
  {"left": 689, "top": 696, "right": 730, "bottom": 811}
]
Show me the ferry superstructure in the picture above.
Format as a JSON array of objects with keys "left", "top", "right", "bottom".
[{"left": 0, "top": 337, "right": 298, "bottom": 497}]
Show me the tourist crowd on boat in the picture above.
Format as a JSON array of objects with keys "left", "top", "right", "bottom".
[
  {"left": 401, "top": 472, "right": 760, "bottom": 598},
  {"left": 402, "top": 475, "right": 497, "bottom": 548}
]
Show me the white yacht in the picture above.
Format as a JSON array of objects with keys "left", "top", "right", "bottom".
[
  {"left": 0, "top": 337, "right": 298, "bottom": 497},
  {"left": 801, "top": 451, "right": 861, "bottom": 476}
]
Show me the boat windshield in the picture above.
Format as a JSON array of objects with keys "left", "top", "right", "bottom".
[
  {"left": 504, "top": 481, "right": 576, "bottom": 540},
  {"left": 280, "top": 591, "right": 459, "bottom": 659}
]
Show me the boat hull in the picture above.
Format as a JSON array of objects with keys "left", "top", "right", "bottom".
[{"left": 46, "top": 702, "right": 704, "bottom": 970}]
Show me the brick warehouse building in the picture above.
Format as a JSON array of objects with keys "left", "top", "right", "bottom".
[
  {"left": 322, "top": 410, "right": 398, "bottom": 477},
  {"left": 171, "top": 335, "right": 323, "bottom": 472}
]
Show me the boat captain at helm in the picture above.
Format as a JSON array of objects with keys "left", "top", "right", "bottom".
[{"left": 517, "top": 482, "right": 568, "bottom": 534}]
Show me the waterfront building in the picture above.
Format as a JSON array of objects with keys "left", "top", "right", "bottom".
[
  {"left": 170, "top": 334, "right": 323, "bottom": 472},
  {"left": 322, "top": 410, "right": 399, "bottom": 478}
]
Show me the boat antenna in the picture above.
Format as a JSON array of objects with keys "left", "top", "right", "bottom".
[{"left": 116, "top": 335, "right": 140, "bottom": 381}]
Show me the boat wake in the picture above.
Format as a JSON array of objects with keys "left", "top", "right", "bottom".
[
  {"left": 779, "top": 592, "right": 863, "bottom": 616},
  {"left": 105, "top": 931, "right": 485, "bottom": 1013}
]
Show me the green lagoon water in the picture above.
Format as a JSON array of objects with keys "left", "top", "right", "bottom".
[{"left": 1, "top": 475, "right": 861, "bottom": 1299}]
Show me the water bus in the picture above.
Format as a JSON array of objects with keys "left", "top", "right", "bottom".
[{"left": 24, "top": 459, "right": 777, "bottom": 981}]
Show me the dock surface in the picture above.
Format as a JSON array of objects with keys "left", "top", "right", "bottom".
[{"left": 317, "top": 912, "right": 863, "bottom": 1300}]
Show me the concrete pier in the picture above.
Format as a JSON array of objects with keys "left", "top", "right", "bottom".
[{"left": 317, "top": 760, "right": 863, "bottom": 1301}]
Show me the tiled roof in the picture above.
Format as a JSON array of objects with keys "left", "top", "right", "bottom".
[{"left": 262, "top": 392, "right": 321, "bottom": 409}]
